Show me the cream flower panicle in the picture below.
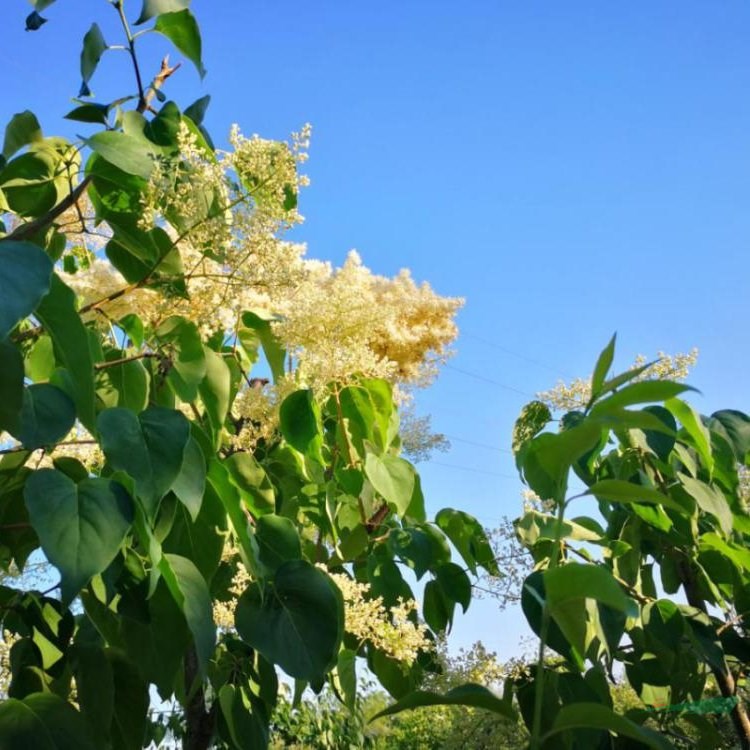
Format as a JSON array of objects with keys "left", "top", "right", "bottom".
[{"left": 326, "top": 569, "right": 430, "bottom": 665}]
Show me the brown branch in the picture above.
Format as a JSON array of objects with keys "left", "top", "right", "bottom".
[
  {"left": 366, "top": 503, "right": 391, "bottom": 533},
  {"left": 94, "top": 352, "right": 159, "bottom": 370},
  {"left": 1, "top": 176, "right": 92, "bottom": 244},
  {"left": 141, "top": 56, "right": 181, "bottom": 114}
]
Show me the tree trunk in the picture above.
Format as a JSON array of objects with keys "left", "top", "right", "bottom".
[
  {"left": 184, "top": 646, "right": 216, "bottom": 750},
  {"left": 680, "top": 559, "right": 750, "bottom": 750}
]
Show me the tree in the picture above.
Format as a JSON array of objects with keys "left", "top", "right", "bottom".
[
  {"left": 510, "top": 335, "right": 750, "bottom": 749},
  {"left": 381, "top": 339, "right": 750, "bottom": 750},
  {"left": 0, "top": 2, "right": 498, "bottom": 748}
]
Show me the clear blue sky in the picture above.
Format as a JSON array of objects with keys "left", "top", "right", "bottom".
[{"left": 3, "top": 0, "right": 750, "bottom": 660}]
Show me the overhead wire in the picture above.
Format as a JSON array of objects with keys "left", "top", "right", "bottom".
[
  {"left": 443, "top": 363, "right": 534, "bottom": 397},
  {"left": 442, "top": 434, "right": 512, "bottom": 454},
  {"left": 428, "top": 460, "right": 517, "bottom": 480},
  {"left": 460, "top": 331, "right": 572, "bottom": 378}
]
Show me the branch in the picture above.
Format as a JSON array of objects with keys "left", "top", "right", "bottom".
[
  {"left": 141, "top": 56, "right": 181, "bottom": 114},
  {"left": 94, "top": 352, "right": 159, "bottom": 370},
  {"left": 1, "top": 176, "right": 92, "bottom": 244}
]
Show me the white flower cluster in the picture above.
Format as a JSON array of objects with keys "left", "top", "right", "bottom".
[
  {"left": 326, "top": 569, "right": 430, "bottom": 665},
  {"left": 537, "top": 348, "right": 699, "bottom": 412}
]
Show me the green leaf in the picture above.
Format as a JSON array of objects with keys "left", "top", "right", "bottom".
[
  {"left": 709, "top": 409, "right": 750, "bottom": 461},
  {"left": 435, "top": 508, "right": 498, "bottom": 576},
  {"left": 235, "top": 560, "right": 343, "bottom": 683},
  {"left": 86, "top": 154, "right": 146, "bottom": 222},
  {"left": 336, "top": 649, "right": 357, "bottom": 712},
  {"left": 71, "top": 646, "right": 113, "bottom": 746},
  {"left": 170, "top": 437, "right": 206, "bottom": 521},
  {"left": 515, "top": 511, "right": 602, "bottom": 547},
  {"left": 24, "top": 470, "right": 134, "bottom": 604},
  {"left": 337, "top": 385, "right": 377, "bottom": 456},
  {"left": 80, "top": 23, "right": 107, "bottom": 84},
  {"left": 590, "top": 333, "right": 616, "bottom": 402},
  {"left": 25, "top": 335, "right": 55, "bottom": 382},
  {"left": 2, "top": 111, "right": 43, "bottom": 160},
  {"left": 218, "top": 685, "right": 268, "bottom": 750},
  {"left": 512, "top": 400, "right": 552, "bottom": 456},
  {"left": 16, "top": 384, "right": 76, "bottom": 450},
  {"left": 154, "top": 10, "right": 206, "bottom": 78},
  {"left": 435, "top": 562, "right": 472, "bottom": 613},
  {"left": 678, "top": 473, "right": 733, "bottom": 536},
  {"left": 224, "top": 452, "right": 276, "bottom": 516},
  {"left": 198, "top": 346, "right": 230, "bottom": 446},
  {"left": 365, "top": 453, "right": 415, "bottom": 515},
  {"left": 154, "top": 316, "right": 206, "bottom": 401},
  {"left": 370, "top": 683, "right": 516, "bottom": 722},
  {"left": 0, "top": 241, "right": 53, "bottom": 340},
  {"left": 592, "top": 381, "right": 695, "bottom": 414},
  {"left": 699, "top": 533, "right": 750, "bottom": 573},
  {"left": 106, "top": 226, "right": 185, "bottom": 295},
  {"left": 0, "top": 341, "right": 25, "bottom": 435},
  {"left": 253, "top": 514, "right": 301, "bottom": 574},
  {"left": 586, "top": 479, "right": 688, "bottom": 514},
  {"left": 520, "top": 421, "right": 602, "bottom": 502},
  {"left": 64, "top": 103, "right": 110, "bottom": 126},
  {"left": 544, "top": 563, "right": 637, "bottom": 617},
  {"left": 158, "top": 553, "right": 215, "bottom": 675},
  {"left": 642, "top": 405, "right": 677, "bottom": 459},
  {"left": 97, "top": 406, "right": 190, "bottom": 520},
  {"left": 207, "top": 461, "right": 257, "bottom": 576},
  {"left": 107, "top": 650, "right": 150, "bottom": 750},
  {"left": 240, "top": 311, "right": 286, "bottom": 381},
  {"left": 0, "top": 149, "right": 59, "bottom": 217},
  {"left": 279, "top": 389, "right": 323, "bottom": 462},
  {"left": 135, "top": 0, "right": 190, "bottom": 25},
  {"left": 0, "top": 693, "right": 97, "bottom": 749},
  {"left": 25, "top": 11, "right": 48, "bottom": 32},
  {"left": 35, "top": 275, "right": 96, "bottom": 431},
  {"left": 96, "top": 351, "right": 149, "bottom": 412},
  {"left": 544, "top": 703, "right": 675, "bottom": 750},
  {"left": 163, "top": 489, "right": 226, "bottom": 581},
  {"left": 84, "top": 131, "right": 156, "bottom": 179},
  {"left": 184, "top": 94, "right": 210, "bottom": 125},
  {"left": 144, "top": 101, "right": 182, "bottom": 147},
  {"left": 423, "top": 579, "right": 452, "bottom": 631},
  {"left": 666, "top": 398, "right": 714, "bottom": 474}
]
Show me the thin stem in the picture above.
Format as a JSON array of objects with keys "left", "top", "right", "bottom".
[
  {"left": 94, "top": 352, "right": 158, "bottom": 370},
  {"left": 529, "top": 496, "right": 567, "bottom": 750},
  {"left": 114, "top": 0, "right": 147, "bottom": 111}
]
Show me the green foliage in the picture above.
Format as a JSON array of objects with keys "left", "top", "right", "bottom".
[
  {"left": 0, "top": 3, "right": 491, "bottom": 748},
  {"left": 507, "top": 337, "right": 750, "bottom": 749}
]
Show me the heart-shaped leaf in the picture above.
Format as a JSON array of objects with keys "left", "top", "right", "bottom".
[
  {"left": 24, "top": 469, "right": 134, "bottom": 604},
  {"left": 235, "top": 560, "right": 343, "bottom": 683}
]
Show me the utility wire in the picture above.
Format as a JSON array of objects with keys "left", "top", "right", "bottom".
[
  {"left": 443, "top": 434, "right": 512, "bottom": 454},
  {"left": 461, "top": 331, "right": 572, "bottom": 378},
  {"left": 443, "top": 363, "right": 534, "bottom": 397},
  {"left": 429, "top": 460, "right": 518, "bottom": 480}
]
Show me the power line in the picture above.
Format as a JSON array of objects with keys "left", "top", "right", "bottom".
[
  {"left": 429, "top": 460, "right": 518, "bottom": 480},
  {"left": 443, "top": 434, "right": 513, "bottom": 454},
  {"left": 461, "top": 331, "right": 572, "bottom": 378},
  {"left": 443, "top": 363, "right": 534, "bottom": 397}
]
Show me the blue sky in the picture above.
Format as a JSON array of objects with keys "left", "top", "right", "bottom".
[{"left": 3, "top": 0, "right": 750, "bottom": 660}]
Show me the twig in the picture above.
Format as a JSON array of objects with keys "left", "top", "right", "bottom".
[
  {"left": 1, "top": 177, "right": 92, "bottom": 244},
  {"left": 94, "top": 352, "right": 159, "bottom": 370}
]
